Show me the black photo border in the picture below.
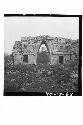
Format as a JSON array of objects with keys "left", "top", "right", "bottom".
[{"left": 4, "top": 14, "right": 82, "bottom": 96}]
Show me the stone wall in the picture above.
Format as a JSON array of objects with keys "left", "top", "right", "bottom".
[{"left": 13, "top": 36, "right": 74, "bottom": 65}]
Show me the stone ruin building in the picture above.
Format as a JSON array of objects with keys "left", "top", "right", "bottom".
[{"left": 13, "top": 35, "right": 76, "bottom": 65}]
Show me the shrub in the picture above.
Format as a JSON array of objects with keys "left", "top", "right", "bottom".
[{"left": 4, "top": 61, "right": 78, "bottom": 92}]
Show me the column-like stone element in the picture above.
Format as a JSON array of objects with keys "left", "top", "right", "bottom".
[
  {"left": 28, "top": 54, "right": 36, "bottom": 64},
  {"left": 50, "top": 55, "right": 59, "bottom": 65},
  {"left": 64, "top": 54, "right": 71, "bottom": 63},
  {"left": 14, "top": 53, "right": 23, "bottom": 64}
]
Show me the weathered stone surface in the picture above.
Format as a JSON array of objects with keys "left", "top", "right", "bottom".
[{"left": 13, "top": 36, "right": 76, "bottom": 65}]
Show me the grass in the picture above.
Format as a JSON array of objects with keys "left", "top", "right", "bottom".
[{"left": 4, "top": 60, "right": 78, "bottom": 92}]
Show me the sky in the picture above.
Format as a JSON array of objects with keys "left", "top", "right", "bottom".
[
  {"left": 39, "top": 44, "right": 47, "bottom": 52},
  {"left": 4, "top": 17, "right": 79, "bottom": 54}
]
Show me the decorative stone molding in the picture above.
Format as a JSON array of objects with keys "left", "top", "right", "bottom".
[{"left": 13, "top": 36, "right": 77, "bottom": 65}]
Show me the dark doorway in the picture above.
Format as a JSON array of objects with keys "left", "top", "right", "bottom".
[
  {"left": 59, "top": 56, "right": 63, "bottom": 64},
  {"left": 37, "top": 51, "right": 50, "bottom": 64},
  {"left": 37, "top": 40, "right": 50, "bottom": 65},
  {"left": 23, "top": 55, "right": 28, "bottom": 63}
]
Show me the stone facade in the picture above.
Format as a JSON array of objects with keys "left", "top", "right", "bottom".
[{"left": 13, "top": 35, "right": 73, "bottom": 65}]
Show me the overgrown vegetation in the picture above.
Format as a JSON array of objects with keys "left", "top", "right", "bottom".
[{"left": 4, "top": 54, "right": 78, "bottom": 92}]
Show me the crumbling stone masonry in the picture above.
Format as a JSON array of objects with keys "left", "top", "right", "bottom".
[{"left": 13, "top": 35, "right": 74, "bottom": 65}]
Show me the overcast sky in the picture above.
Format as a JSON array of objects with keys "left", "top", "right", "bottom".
[{"left": 4, "top": 17, "right": 79, "bottom": 54}]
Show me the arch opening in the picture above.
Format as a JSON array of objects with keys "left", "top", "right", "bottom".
[{"left": 37, "top": 40, "right": 50, "bottom": 65}]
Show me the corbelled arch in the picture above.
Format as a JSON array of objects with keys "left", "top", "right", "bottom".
[
  {"left": 36, "top": 40, "right": 51, "bottom": 64},
  {"left": 37, "top": 40, "right": 50, "bottom": 53}
]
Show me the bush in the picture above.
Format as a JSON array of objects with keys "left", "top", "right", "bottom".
[{"left": 4, "top": 62, "right": 78, "bottom": 92}]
